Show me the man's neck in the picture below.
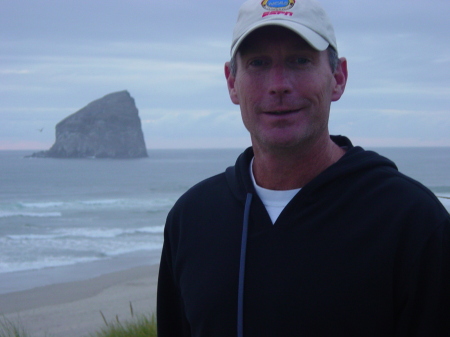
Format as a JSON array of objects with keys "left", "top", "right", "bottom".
[{"left": 251, "top": 136, "right": 345, "bottom": 190}]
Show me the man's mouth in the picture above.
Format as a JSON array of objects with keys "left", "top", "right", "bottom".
[{"left": 266, "top": 109, "right": 299, "bottom": 115}]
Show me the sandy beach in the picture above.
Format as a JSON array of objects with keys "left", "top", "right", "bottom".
[{"left": 0, "top": 263, "right": 159, "bottom": 337}]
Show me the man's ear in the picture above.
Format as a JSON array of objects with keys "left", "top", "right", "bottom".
[
  {"left": 331, "top": 57, "right": 348, "bottom": 102},
  {"left": 224, "top": 62, "right": 240, "bottom": 105}
]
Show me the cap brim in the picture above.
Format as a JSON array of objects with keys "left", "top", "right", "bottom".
[{"left": 231, "top": 20, "right": 329, "bottom": 57}]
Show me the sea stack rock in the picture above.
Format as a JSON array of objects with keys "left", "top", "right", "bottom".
[{"left": 31, "top": 91, "right": 148, "bottom": 158}]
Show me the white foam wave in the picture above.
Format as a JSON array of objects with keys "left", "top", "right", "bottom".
[
  {"left": 55, "top": 227, "right": 127, "bottom": 239},
  {"left": 136, "top": 225, "right": 165, "bottom": 234},
  {"left": 79, "top": 198, "right": 174, "bottom": 211},
  {"left": 3, "top": 225, "right": 164, "bottom": 242},
  {"left": 60, "top": 226, "right": 165, "bottom": 239},
  {"left": 0, "top": 256, "right": 102, "bottom": 274},
  {"left": 6, "top": 233, "right": 62, "bottom": 240},
  {"left": 81, "top": 199, "right": 123, "bottom": 206},
  {"left": 12, "top": 197, "right": 175, "bottom": 212},
  {"left": 0, "top": 211, "right": 62, "bottom": 218},
  {"left": 0, "top": 227, "right": 163, "bottom": 273},
  {"left": 20, "top": 202, "right": 65, "bottom": 209},
  {"left": 102, "top": 242, "right": 163, "bottom": 257},
  {"left": 0, "top": 241, "right": 163, "bottom": 274}
]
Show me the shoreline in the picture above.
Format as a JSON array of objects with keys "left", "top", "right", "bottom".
[
  {"left": 0, "top": 264, "right": 159, "bottom": 337},
  {"left": 0, "top": 249, "right": 162, "bottom": 295}
]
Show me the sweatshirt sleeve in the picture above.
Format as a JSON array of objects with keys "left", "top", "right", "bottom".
[
  {"left": 394, "top": 217, "right": 450, "bottom": 336},
  {"left": 157, "top": 214, "right": 191, "bottom": 337}
]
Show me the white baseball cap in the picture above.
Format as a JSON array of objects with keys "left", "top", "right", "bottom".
[{"left": 231, "top": 0, "right": 337, "bottom": 57}]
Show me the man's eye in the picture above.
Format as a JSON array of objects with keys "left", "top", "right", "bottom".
[
  {"left": 249, "top": 59, "right": 267, "bottom": 67},
  {"left": 294, "top": 58, "right": 310, "bottom": 65}
]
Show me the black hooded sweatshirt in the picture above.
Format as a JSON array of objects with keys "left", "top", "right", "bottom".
[{"left": 157, "top": 136, "right": 450, "bottom": 337}]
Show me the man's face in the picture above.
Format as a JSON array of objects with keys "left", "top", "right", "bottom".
[{"left": 225, "top": 26, "right": 347, "bottom": 152}]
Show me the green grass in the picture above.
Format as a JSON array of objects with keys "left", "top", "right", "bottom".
[
  {"left": 0, "top": 317, "right": 30, "bottom": 337},
  {"left": 88, "top": 302, "right": 157, "bottom": 337},
  {"left": 88, "top": 313, "right": 157, "bottom": 337}
]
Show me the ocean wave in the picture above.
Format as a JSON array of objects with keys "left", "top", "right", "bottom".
[
  {"left": 56, "top": 227, "right": 132, "bottom": 239},
  {"left": 0, "top": 233, "right": 163, "bottom": 274},
  {"left": 6, "top": 233, "right": 62, "bottom": 240},
  {"left": 0, "top": 211, "right": 62, "bottom": 218},
  {"left": 0, "top": 242, "right": 163, "bottom": 274},
  {"left": 0, "top": 197, "right": 176, "bottom": 220},
  {"left": 54, "top": 225, "right": 164, "bottom": 238},
  {"left": 4, "top": 225, "right": 164, "bottom": 241},
  {"left": 81, "top": 199, "right": 124, "bottom": 206},
  {"left": 135, "top": 225, "right": 165, "bottom": 234},
  {"left": 20, "top": 202, "right": 65, "bottom": 209},
  {"left": 0, "top": 256, "right": 101, "bottom": 274},
  {"left": 11, "top": 197, "right": 176, "bottom": 212}
]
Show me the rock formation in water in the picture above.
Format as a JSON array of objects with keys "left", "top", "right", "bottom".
[{"left": 30, "top": 90, "right": 148, "bottom": 158}]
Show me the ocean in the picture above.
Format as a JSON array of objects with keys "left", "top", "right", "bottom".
[{"left": 1, "top": 147, "right": 449, "bottom": 295}]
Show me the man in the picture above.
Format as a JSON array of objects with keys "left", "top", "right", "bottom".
[{"left": 157, "top": 0, "right": 450, "bottom": 336}]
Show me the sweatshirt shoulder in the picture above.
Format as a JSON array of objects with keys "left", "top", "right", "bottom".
[
  {"left": 171, "top": 172, "right": 229, "bottom": 210},
  {"left": 344, "top": 147, "right": 449, "bottom": 222}
]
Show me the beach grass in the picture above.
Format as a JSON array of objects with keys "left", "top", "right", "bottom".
[
  {"left": 0, "top": 317, "right": 30, "bottom": 337},
  {"left": 1, "top": 309, "right": 157, "bottom": 337},
  {"left": 88, "top": 303, "right": 157, "bottom": 337},
  {"left": 89, "top": 313, "right": 157, "bottom": 337}
]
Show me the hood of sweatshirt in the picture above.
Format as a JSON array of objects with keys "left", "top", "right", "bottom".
[{"left": 225, "top": 135, "right": 398, "bottom": 203}]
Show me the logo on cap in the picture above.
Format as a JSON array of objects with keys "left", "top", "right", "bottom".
[{"left": 261, "top": 0, "right": 295, "bottom": 10}]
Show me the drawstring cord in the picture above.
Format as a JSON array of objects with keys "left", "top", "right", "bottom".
[{"left": 238, "top": 193, "right": 253, "bottom": 337}]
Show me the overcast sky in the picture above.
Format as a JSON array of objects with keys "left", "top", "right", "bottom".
[{"left": 1, "top": 0, "right": 449, "bottom": 150}]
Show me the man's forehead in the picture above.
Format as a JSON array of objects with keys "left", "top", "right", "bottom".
[{"left": 238, "top": 26, "right": 317, "bottom": 55}]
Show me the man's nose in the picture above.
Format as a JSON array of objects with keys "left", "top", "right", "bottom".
[{"left": 268, "top": 65, "right": 293, "bottom": 96}]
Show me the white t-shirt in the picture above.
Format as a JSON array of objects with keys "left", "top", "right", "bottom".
[{"left": 250, "top": 159, "right": 301, "bottom": 224}]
